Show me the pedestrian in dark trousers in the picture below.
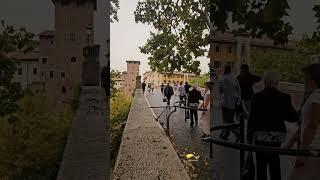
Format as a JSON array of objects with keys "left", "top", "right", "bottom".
[
  {"left": 219, "top": 65, "right": 241, "bottom": 140},
  {"left": 142, "top": 81, "right": 146, "bottom": 93},
  {"left": 237, "top": 64, "right": 261, "bottom": 116},
  {"left": 101, "top": 66, "right": 109, "bottom": 97},
  {"left": 184, "top": 82, "right": 192, "bottom": 116},
  {"left": 247, "top": 70, "right": 298, "bottom": 180},
  {"left": 164, "top": 83, "right": 174, "bottom": 106},
  {"left": 188, "top": 86, "right": 203, "bottom": 127},
  {"left": 178, "top": 82, "right": 186, "bottom": 106},
  {"left": 160, "top": 83, "right": 165, "bottom": 94}
]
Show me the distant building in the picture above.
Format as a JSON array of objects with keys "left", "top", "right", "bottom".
[
  {"left": 111, "top": 61, "right": 140, "bottom": 96},
  {"left": 143, "top": 71, "right": 195, "bottom": 87},
  {"left": 114, "top": 76, "right": 125, "bottom": 91},
  {"left": 123, "top": 61, "right": 140, "bottom": 95},
  {"left": 209, "top": 31, "right": 298, "bottom": 77},
  {"left": 7, "top": 0, "right": 97, "bottom": 101}
]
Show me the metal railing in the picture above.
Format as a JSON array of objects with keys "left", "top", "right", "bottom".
[
  {"left": 150, "top": 100, "right": 207, "bottom": 137},
  {"left": 210, "top": 114, "right": 320, "bottom": 180}
]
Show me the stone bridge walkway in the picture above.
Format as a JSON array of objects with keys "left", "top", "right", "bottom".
[{"left": 146, "top": 89, "right": 210, "bottom": 179}]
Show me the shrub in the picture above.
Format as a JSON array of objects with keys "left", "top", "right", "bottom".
[
  {"left": 0, "top": 95, "right": 73, "bottom": 179},
  {"left": 110, "top": 92, "right": 132, "bottom": 167}
]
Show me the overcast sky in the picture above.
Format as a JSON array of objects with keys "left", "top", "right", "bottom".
[{"left": 0, "top": 0, "right": 318, "bottom": 75}]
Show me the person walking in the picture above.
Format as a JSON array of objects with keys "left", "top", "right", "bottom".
[
  {"left": 164, "top": 83, "right": 174, "bottom": 106},
  {"left": 185, "top": 82, "right": 191, "bottom": 96},
  {"left": 285, "top": 64, "right": 320, "bottom": 180},
  {"left": 178, "top": 82, "right": 186, "bottom": 106},
  {"left": 247, "top": 70, "right": 299, "bottom": 180},
  {"left": 160, "top": 83, "right": 165, "bottom": 94},
  {"left": 101, "top": 66, "right": 109, "bottom": 97},
  {"left": 147, "top": 83, "right": 151, "bottom": 93},
  {"left": 219, "top": 65, "right": 241, "bottom": 140},
  {"left": 184, "top": 82, "right": 192, "bottom": 117},
  {"left": 142, "top": 81, "right": 146, "bottom": 94},
  {"left": 200, "top": 81, "right": 211, "bottom": 139},
  {"left": 237, "top": 64, "right": 261, "bottom": 116},
  {"left": 188, "top": 86, "right": 203, "bottom": 127},
  {"left": 151, "top": 83, "right": 154, "bottom": 93}
]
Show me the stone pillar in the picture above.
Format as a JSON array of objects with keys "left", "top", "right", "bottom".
[
  {"left": 136, "top": 75, "right": 142, "bottom": 89},
  {"left": 82, "top": 45, "right": 100, "bottom": 86}
]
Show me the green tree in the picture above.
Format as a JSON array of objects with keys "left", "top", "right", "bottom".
[
  {"left": 135, "top": 0, "right": 210, "bottom": 74},
  {"left": 110, "top": 69, "right": 121, "bottom": 98},
  {"left": 251, "top": 36, "right": 320, "bottom": 83},
  {"left": 111, "top": 0, "right": 120, "bottom": 22},
  {"left": 0, "top": 21, "right": 37, "bottom": 117},
  {"left": 135, "top": 1, "right": 320, "bottom": 74},
  {"left": 189, "top": 73, "right": 209, "bottom": 88}
]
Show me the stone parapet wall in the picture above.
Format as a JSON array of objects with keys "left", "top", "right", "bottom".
[
  {"left": 112, "top": 89, "right": 190, "bottom": 180},
  {"left": 56, "top": 86, "right": 109, "bottom": 180}
]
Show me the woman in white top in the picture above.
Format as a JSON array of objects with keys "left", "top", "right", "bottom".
[
  {"left": 200, "top": 81, "right": 211, "bottom": 139},
  {"left": 285, "top": 64, "right": 320, "bottom": 180}
]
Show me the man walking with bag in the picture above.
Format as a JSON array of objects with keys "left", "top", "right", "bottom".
[
  {"left": 164, "top": 83, "right": 174, "bottom": 106},
  {"left": 188, "top": 86, "right": 203, "bottom": 127}
]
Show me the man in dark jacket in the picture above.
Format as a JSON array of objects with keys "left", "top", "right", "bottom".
[
  {"left": 237, "top": 64, "right": 261, "bottom": 115},
  {"left": 142, "top": 81, "right": 146, "bottom": 93},
  {"left": 184, "top": 82, "right": 191, "bottom": 95},
  {"left": 164, "top": 83, "right": 174, "bottom": 105},
  {"left": 188, "top": 86, "right": 203, "bottom": 127},
  {"left": 247, "top": 70, "right": 298, "bottom": 180}
]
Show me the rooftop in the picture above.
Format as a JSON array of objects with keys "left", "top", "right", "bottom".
[
  {"left": 51, "top": 0, "right": 97, "bottom": 10},
  {"left": 126, "top": 60, "right": 140, "bottom": 65},
  {"left": 39, "top": 30, "right": 55, "bottom": 37},
  {"left": 210, "top": 31, "right": 298, "bottom": 50},
  {"left": 7, "top": 50, "right": 40, "bottom": 62}
]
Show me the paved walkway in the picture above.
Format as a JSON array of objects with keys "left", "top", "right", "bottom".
[{"left": 146, "top": 89, "right": 210, "bottom": 179}]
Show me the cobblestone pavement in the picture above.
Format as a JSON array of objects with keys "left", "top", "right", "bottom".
[{"left": 146, "top": 89, "right": 210, "bottom": 179}]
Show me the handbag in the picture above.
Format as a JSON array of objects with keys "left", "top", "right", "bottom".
[
  {"left": 163, "top": 97, "right": 167, "bottom": 102},
  {"left": 241, "top": 152, "right": 255, "bottom": 180}
]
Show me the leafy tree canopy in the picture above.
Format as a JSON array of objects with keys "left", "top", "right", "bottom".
[
  {"left": 135, "top": 0, "right": 210, "bottom": 75},
  {"left": 110, "top": 69, "right": 121, "bottom": 98},
  {"left": 135, "top": 0, "right": 320, "bottom": 74},
  {"left": 0, "top": 21, "right": 37, "bottom": 117},
  {"left": 251, "top": 35, "right": 320, "bottom": 83},
  {"left": 111, "top": 0, "right": 120, "bottom": 22}
]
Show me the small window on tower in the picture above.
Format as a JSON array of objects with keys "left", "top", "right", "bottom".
[
  {"left": 61, "top": 72, "right": 65, "bottom": 78},
  {"left": 33, "top": 68, "right": 37, "bottom": 75},
  {"left": 215, "top": 46, "right": 220, "bottom": 52},
  {"left": 50, "top": 40, "right": 54, "bottom": 45},
  {"left": 42, "top": 58, "right": 47, "bottom": 64},
  {"left": 50, "top": 71, "right": 54, "bottom": 79},
  {"left": 18, "top": 68, "right": 23, "bottom": 75},
  {"left": 62, "top": 86, "right": 67, "bottom": 94},
  {"left": 71, "top": 57, "right": 77, "bottom": 63},
  {"left": 70, "top": 33, "right": 76, "bottom": 41}
]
